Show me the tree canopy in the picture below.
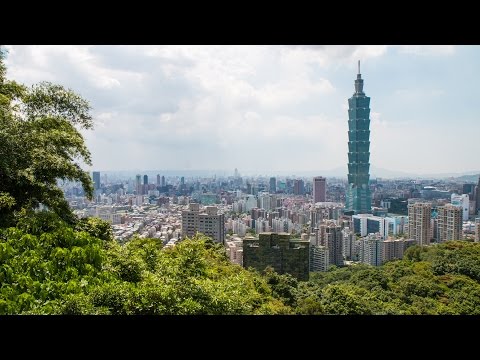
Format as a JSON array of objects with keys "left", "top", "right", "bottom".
[
  {"left": 0, "top": 212, "right": 289, "bottom": 314},
  {"left": 0, "top": 47, "right": 94, "bottom": 227}
]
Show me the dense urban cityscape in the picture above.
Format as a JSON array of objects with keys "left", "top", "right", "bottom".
[{"left": 60, "top": 65, "right": 480, "bottom": 282}]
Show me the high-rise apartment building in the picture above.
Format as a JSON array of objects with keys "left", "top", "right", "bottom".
[
  {"left": 382, "top": 238, "right": 416, "bottom": 263},
  {"left": 324, "top": 222, "right": 344, "bottom": 266},
  {"left": 92, "top": 171, "right": 101, "bottom": 191},
  {"left": 156, "top": 174, "right": 161, "bottom": 186},
  {"left": 181, "top": 203, "right": 225, "bottom": 244},
  {"left": 360, "top": 233, "right": 383, "bottom": 266},
  {"left": 313, "top": 176, "right": 326, "bottom": 203},
  {"left": 269, "top": 177, "right": 276, "bottom": 194},
  {"left": 345, "top": 61, "right": 372, "bottom": 214},
  {"left": 310, "top": 245, "right": 329, "bottom": 272},
  {"left": 243, "top": 232, "right": 310, "bottom": 281},
  {"left": 437, "top": 204, "right": 463, "bottom": 243},
  {"left": 408, "top": 202, "right": 432, "bottom": 246},
  {"left": 161, "top": 175, "right": 166, "bottom": 187}
]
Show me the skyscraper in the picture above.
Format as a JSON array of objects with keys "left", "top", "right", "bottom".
[
  {"left": 408, "top": 202, "right": 432, "bottom": 246},
  {"left": 269, "top": 177, "right": 276, "bottom": 193},
  {"left": 136, "top": 174, "right": 142, "bottom": 195},
  {"left": 161, "top": 175, "right": 166, "bottom": 187},
  {"left": 92, "top": 171, "right": 101, "bottom": 191},
  {"left": 293, "top": 179, "right": 305, "bottom": 195},
  {"left": 313, "top": 176, "right": 326, "bottom": 203},
  {"left": 156, "top": 174, "right": 161, "bottom": 186},
  {"left": 143, "top": 175, "right": 148, "bottom": 185},
  {"left": 345, "top": 61, "right": 372, "bottom": 214}
]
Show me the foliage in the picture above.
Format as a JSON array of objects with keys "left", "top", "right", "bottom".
[
  {"left": 0, "top": 49, "right": 94, "bottom": 227},
  {"left": 294, "top": 241, "right": 480, "bottom": 314},
  {"left": 0, "top": 214, "right": 289, "bottom": 314}
]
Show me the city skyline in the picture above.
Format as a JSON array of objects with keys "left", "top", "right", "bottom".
[{"left": 4, "top": 45, "right": 480, "bottom": 175}]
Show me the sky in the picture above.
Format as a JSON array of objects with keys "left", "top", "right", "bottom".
[{"left": 4, "top": 45, "right": 480, "bottom": 177}]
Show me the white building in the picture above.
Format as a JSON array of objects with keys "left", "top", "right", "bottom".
[
  {"left": 310, "top": 245, "right": 330, "bottom": 272},
  {"left": 360, "top": 233, "right": 383, "bottom": 266},
  {"left": 225, "top": 237, "right": 243, "bottom": 266},
  {"left": 245, "top": 195, "right": 258, "bottom": 212},
  {"left": 451, "top": 193, "right": 469, "bottom": 221}
]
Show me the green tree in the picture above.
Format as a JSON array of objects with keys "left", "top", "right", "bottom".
[{"left": 0, "top": 48, "right": 94, "bottom": 227}]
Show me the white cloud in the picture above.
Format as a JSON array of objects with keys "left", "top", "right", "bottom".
[
  {"left": 396, "top": 45, "right": 455, "bottom": 56},
  {"left": 3, "top": 45, "right": 478, "bottom": 175}
]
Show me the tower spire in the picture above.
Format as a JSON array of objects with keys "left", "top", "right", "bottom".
[{"left": 354, "top": 60, "right": 364, "bottom": 95}]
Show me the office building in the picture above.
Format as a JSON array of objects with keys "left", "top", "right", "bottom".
[
  {"left": 135, "top": 174, "right": 142, "bottom": 195},
  {"left": 269, "top": 177, "right": 276, "bottom": 193},
  {"left": 408, "top": 202, "right": 432, "bottom": 246},
  {"left": 437, "top": 204, "right": 463, "bottom": 243},
  {"left": 313, "top": 176, "right": 326, "bottom": 203},
  {"left": 293, "top": 179, "right": 305, "bottom": 195},
  {"left": 156, "top": 174, "right": 161, "bottom": 186},
  {"left": 92, "top": 171, "right": 101, "bottom": 191},
  {"left": 243, "top": 232, "right": 310, "bottom": 281},
  {"left": 352, "top": 214, "right": 388, "bottom": 238},
  {"left": 345, "top": 61, "right": 372, "bottom": 214}
]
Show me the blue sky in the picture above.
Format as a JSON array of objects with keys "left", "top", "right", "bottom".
[{"left": 4, "top": 45, "right": 479, "bottom": 176}]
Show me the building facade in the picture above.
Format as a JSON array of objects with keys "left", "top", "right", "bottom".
[
  {"left": 181, "top": 203, "right": 225, "bottom": 244},
  {"left": 313, "top": 176, "right": 326, "bottom": 203},
  {"left": 382, "top": 238, "right": 416, "bottom": 263},
  {"left": 408, "top": 202, "right": 432, "bottom": 246},
  {"left": 360, "top": 233, "right": 383, "bottom": 266},
  {"left": 345, "top": 62, "right": 372, "bottom": 214},
  {"left": 269, "top": 177, "right": 276, "bottom": 194},
  {"left": 243, "top": 232, "right": 310, "bottom": 281},
  {"left": 437, "top": 204, "right": 463, "bottom": 243},
  {"left": 310, "top": 245, "right": 330, "bottom": 272},
  {"left": 451, "top": 193, "right": 469, "bottom": 221},
  {"left": 92, "top": 171, "right": 101, "bottom": 192}
]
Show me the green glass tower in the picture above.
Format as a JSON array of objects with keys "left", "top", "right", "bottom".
[{"left": 345, "top": 61, "right": 372, "bottom": 214}]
